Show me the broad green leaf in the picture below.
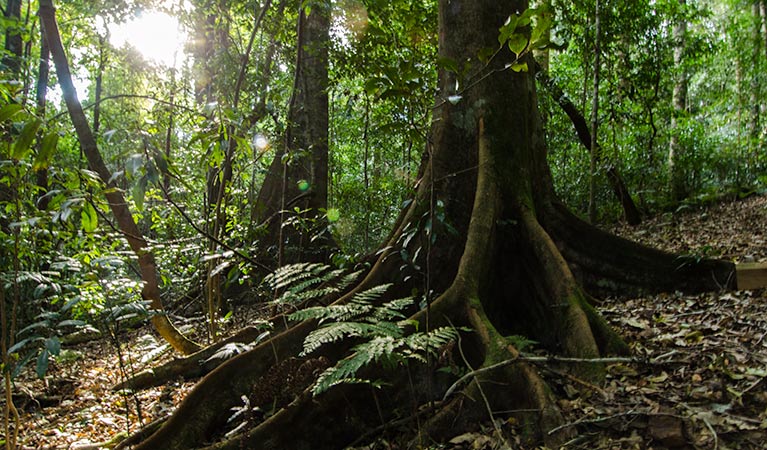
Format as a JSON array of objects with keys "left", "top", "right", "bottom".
[
  {"left": 477, "top": 47, "right": 496, "bottom": 63},
  {"left": 133, "top": 185, "right": 145, "bottom": 211},
  {"left": 531, "top": 14, "right": 552, "bottom": 44},
  {"left": 81, "top": 202, "right": 98, "bottom": 233},
  {"left": 12, "top": 118, "right": 42, "bottom": 160},
  {"left": 7, "top": 336, "right": 42, "bottom": 355},
  {"left": 510, "top": 62, "right": 528, "bottom": 72},
  {"left": 507, "top": 34, "right": 529, "bottom": 57},
  {"left": 36, "top": 349, "right": 49, "bottom": 379},
  {"left": 33, "top": 132, "right": 59, "bottom": 170},
  {"left": 499, "top": 15, "right": 519, "bottom": 45},
  {"left": 0, "top": 103, "right": 22, "bottom": 122},
  {"left": 437, "top": 56, "right": 459, "bottom": 73},
  {"left": 45, "top": 336, "right": 61, "bottom": 356}
]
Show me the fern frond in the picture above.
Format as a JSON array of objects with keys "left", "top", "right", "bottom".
[
  {"left": 370, "top": 297, "right": 415, "bottom": 322},
  {"left": 300, "top": 322, "right": 372, "bottom": 355},
  {"left": 264, "top": 263, "right": 330, "bottom": 291},
  {"left": 205, "top": 342, "right": 254, "bottom": 363},
  {"left": 312, "top": 349, "right": 378, "bottom": 395},
  {"left": 335, "top": 269, "right": 363, "bottom": 291},
  {"left": 289, "top": 299, "right": 373, "bottom": 323},
  {"left": 350, "top": 283, "right": 392, "bottom": 305},
  {"left": 402, "top": 327, "right": 459, "bottom": 352}
]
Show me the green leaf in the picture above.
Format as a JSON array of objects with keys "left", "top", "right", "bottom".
[
  {"left": 36, "top": 349, "right": 49, "bottom": 379},
  {"left": 133, "top": 181, "right": 146, "bottom": 211},
  {"left": 510, "top": 62, "right": 528, "bottom": 72},
  {"left": 7, "top": 336, "right": 42, "bottom": 355},
  {"left": 0, "top": 103, "right": 23, "bottom": 122},
  {"left": 507, "top": 34, "right": 529, "bottom": 57},
  {"left": 437, "top": 56, "right": 459, "bottom": 73},
  {"left": 531, "top": 14, "right": 552, "bottom": 44},
  {"left": 477, "top": 47, "right": 496, "bottom": 63},
  {"left": 81, "top": 202, "right": 98, "bottom": 233},
  {"left": 12, "top": 118, "right": 42, "bottom": 160},
  {"left": 499, "top": 15, "right": 519, "bottom": 45},
  {"left": 33, "top": 132, "right": 59, "bottom": 170},
  {"left": 45, "top": 336, "right": 61, "bottom": 356}
]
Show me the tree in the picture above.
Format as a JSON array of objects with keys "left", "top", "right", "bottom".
[
  {"left": 129, "top": 1, "right": 737, "bottom": 449},
  {"left": 588, "top": 0, "right": 601, "bottom": 223},
  {"left": 2, "top": 0, "right": 23, "bottom": 75},
  {"left": 39, "top": 0, "right": 202, "bottom": 356},
  {"left": 668, "top": 0, "right": 688, "bottom": 202},
  {"left": 252, "top": 0, "right": 332, "bottom": 265}
]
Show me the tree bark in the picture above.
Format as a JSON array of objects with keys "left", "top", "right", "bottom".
[
  {"left": 2, "top": 0, "right": 23, "bottom": 75},
  {"left": 253, "top": 0, "right": 332, "bottom": 265},
  {"left": 39, "top": 1, "right": 201, "bottom": 356},
  {"left": 35, "top": 13, "right": 51, "bottom": 211}
]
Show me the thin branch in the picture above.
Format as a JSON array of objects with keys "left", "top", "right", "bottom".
[
  {"left": 52, "top": 94, "right": 209, "bottom": 121},
  {"left": 443, "top": 354, "right": 683, "bottom": 401}
]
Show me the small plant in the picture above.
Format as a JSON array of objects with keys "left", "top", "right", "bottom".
[
  {"left": 288, "top": 284, "right": 461, "bottom": 395},
  {"left": 264, "top": 262, "right": 363, "bottom": 311}
]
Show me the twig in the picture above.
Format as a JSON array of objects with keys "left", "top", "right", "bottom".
[
  {"left": 547, "top": 409, "right": 634, "bottom": 435},
  {"left": 444, "top": 355, "right": 637, "bottom": 401}
]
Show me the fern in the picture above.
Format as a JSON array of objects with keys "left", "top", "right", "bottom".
[
  {"left": 263, "top": 264, "right": 462, "bottom": 397},
  {"left": 265, "top": 263, "right": 363, "bottom": 308},
  {"left": 300, "top": 322, "right": 403, "bottom": 356},
  {"left": 205, "top": 342, "right": 254, "bottom": 363},
  {"left": 292, "top": 288, "right": 461, "bottom": 395}
]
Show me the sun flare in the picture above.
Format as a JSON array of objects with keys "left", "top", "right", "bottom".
[{"left": 107, "top": 10, "right": 187, "bottom": 68}]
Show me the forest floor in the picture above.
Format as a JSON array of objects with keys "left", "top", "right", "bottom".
[{"left": 8, "top": 194, "right": 767, "bottom": 449}]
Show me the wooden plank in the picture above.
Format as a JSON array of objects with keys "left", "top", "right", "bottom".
[{"left": 736, "top": 262, "right": 767, "bottom": 290}]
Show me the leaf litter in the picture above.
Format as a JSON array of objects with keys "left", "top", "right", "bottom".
[{"left": 7, "top": 195, "right": 767, "bottom": 449}]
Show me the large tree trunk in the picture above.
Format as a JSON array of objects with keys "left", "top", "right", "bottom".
[
  {"left": 39, "top": 1, "right": 201, "bottom": 356},
  {"left": 128, "top": 1, "right": 736, "bottom": 449},
  {"left": 252, "top": 0, "right": 331, "bottom": 265}
]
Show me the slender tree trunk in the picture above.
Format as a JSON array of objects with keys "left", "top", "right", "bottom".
[
  {"left": 750, "top": 1, "right": 761, "bottom": 169},
  {"left": 588, "top": 0, "right": 601, "bottom": 223},
  {"left": 253, "top": 0, "right": 332, "bottom": 265},
  {"left": 35, "top": 16, "right": 51, "bottom": 211},
  {"left": 0, "top": 0, "right": 24, "bottom": 230},
  {"left": 668, "top": 0, "right": 687, "bottom": 202},
  {"left": 536, "top": 64, "right": 642, "bottom": 225},
  {"left": 3, "top": 0, "right": 23, "bottom": 75},
  {"left": 93, "top": 37, "right": 106, "bottom": 134},
  {"left": 39, "top": 0, "right": 201, "bottom": 355}
]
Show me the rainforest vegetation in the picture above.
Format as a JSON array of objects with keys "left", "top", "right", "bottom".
[{"left": 2, "top": 0, "right": 767, "bottom": 448}]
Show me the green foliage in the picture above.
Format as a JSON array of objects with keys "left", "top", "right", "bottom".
[
  {"left": 283, "top": 280, "right": 459, "bottom": 396},
  {"left": 265, "top": 262, "right": 363, "bottom": 309}
]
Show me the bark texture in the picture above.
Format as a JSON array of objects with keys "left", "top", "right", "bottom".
[{"left": 39, "top": 1, "right": 201, "bottom": 356}]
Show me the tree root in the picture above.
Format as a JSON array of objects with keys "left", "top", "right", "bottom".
[
  {"left": 544, "top": 201, "right": 736, "bottom": 297},
  {"left": 113, "top": 325, "right": 270, "bottom": 392}
]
